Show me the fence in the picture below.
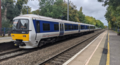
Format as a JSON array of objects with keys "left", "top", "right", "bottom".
[{"left": 0, "top": 28, "right": 12, "bottom": 37}]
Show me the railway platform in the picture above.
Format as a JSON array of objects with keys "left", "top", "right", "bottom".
[
  {"left": 0, "top": 37, "right": 12, "bottom": 43},
  {"left": 63, "top": 30, "right": 120, "bottom": 65}
]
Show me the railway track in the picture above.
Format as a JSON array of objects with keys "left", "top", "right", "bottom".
[
  {"left": 0, "top": 34, "right": 85, "bottom": 62},
  {"left": 38, "top": 30, "right": 104, "bottom": 65},
  {"left": 0, "top": 30, "right": 104, "bottom": 65},
  {"left": 0, "top": 49, "right": 31, "bottom": 62},
  {"left": 0, "top": 48, "right": 42, "bottom": 62}
]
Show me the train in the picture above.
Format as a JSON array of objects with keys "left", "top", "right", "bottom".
[{"left": 11, "top": 14, "right": 97, "bottom": 49}]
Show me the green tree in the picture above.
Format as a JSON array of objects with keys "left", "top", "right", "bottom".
[
  {"left": 38, "top": 0, "right": 104, "bottom": 28},
  {"left": 98, "top": 0, "right": 120, "bottom": 29},
  {"left": 1, "top": 0, "right": 15, "bottom": 20},
  {"left": 32, "top": 10, "right": 40, "bottom": 15},
  {"left": 85, "top": 16, "right": 104, "bottom": 28},
  {"left": 22, "top": 6, "right": 31, "bottom": 14},
  {"left": 80, "top": 7, "right": 82, "bottom": 12},
  {"left": 1, "top": 0, "right": 29, "bottom": 22},
  {"left": 78, "top": 7, "right": 85, "bottom": 23},
  {"left": 39, "top": 0, "right": 66, "bottom": 19},
  {"left": 14, "top": 0, "right": 28, "bottom": 16},
  {"left": 2, "top": 18, "right": 10, "bottom": 28}
]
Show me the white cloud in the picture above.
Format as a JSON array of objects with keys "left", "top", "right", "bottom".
[
  {"left": 27, "top": 0, "right": 108, "bottom": 25},
  {"left": 27, "top": 0, "right": 40, "bottom": 11},
  {"left": 67, "top": 0, "right": 108, "bottom": 25}
]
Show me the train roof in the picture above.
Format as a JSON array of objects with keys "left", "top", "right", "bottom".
[{"left": 14, "top": 14, "right": 95, "bottom": 26}]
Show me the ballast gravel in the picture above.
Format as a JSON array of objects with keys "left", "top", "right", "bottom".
[{"left": 0, "top": 30, "right": 103, "bottom": 65}]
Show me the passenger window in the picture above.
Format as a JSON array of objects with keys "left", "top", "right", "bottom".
[
  {"left": 90, "top": 26, "right": 92, "bottom": 29},
  {"left": 72, "top": 25, "right": 74, "bottom": 30},
  {"left": 88, "top": 26, "right": 89, "bottom": 29},
  {"left": 69, "top": 25, "right": 71, "bottom": 30},
  {"left": 81, "top": 25, "right": 85, "bottom": 29},
  {"left": 74, "top": 25, "right": 78, "bottom": 29},
  {"left": 43, "top": 23, "right": 50, "bottom": 31},
  {"left": 86, "top": 26, "right": 88, "bottom": 29},
  {"left": 65, "top": 25, "right": 68, "bottom": 30},
  {"left": 54, "top": 24, "right": 59, "bottom": 31},
  {"left": 36, "top": 21, "right": 40, "bottom": 33},
  {"left": 71, "top": 25, "right": 73, "bottom": 30},
  {"left": 74, "top": 26, "right": 76, "bottom": 29},
  {"left": 76, "top": 26, "right": 78, "bottom": 29}
]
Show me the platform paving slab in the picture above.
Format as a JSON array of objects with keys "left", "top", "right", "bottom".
[
  {"left": 109, "top": 30, "right": 120, "bottom": 65},
  {"left": 63, "top": 31, "right": 107, "bottom": 65},
  {"left": 88, "top": 31, "right": 107, "bottom": 65},
  {"left": 0, "top": 37, "right": 12, "bottom": 43}
]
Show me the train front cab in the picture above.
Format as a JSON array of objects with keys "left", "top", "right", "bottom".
[{"left": 11, "top": 18, "right": 36, "bottom": 48}]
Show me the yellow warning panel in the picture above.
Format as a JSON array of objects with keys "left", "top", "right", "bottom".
[{"left": 11, "top": 33, "right": 29, "bottom": 41}]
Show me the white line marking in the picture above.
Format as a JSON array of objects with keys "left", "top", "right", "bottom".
[
  {"left": 63, "top": 31, "right": 105, "bottom": 65},
  {"left": 85, "top": 32, "right": 106, "bottom": 65}
]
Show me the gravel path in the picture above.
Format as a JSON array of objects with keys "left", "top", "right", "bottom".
[{"left": 0, "top": 30, "right": 104, "bottom": 65}]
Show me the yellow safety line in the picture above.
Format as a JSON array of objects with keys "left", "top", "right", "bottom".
[{"left": 106, "top": 32, "right": 110, "bottom": 65}]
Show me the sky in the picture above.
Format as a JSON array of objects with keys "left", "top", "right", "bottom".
[{"left": 27, "top": 0, "right": 108, "bottom": 26}]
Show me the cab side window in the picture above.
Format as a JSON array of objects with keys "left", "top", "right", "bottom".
[{"left": 36, "top": 21, "right": 40, "bottom": 33}]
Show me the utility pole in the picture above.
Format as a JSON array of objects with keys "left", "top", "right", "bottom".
[
  {"left": 67, "top": 0, "right": 69, "bottom": 21},
  {"left": 0, "top": 0, "right": 1, "bottom": 29},
  {"left": 27, "top": 7, "right": 28, "bottom": 14}
]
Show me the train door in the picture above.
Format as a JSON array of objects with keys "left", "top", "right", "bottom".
[
  {"left": 79, "top": 24, "right": 80, "bottom": 33},
  {"left": 35, "top": 21, "right": 40, "bottom": 40},
  {"left": 60, "top": 23, "right": 64, "bottom": 36}
]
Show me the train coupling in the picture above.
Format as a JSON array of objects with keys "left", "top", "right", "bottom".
[{"left": 14, "top": 40, "right": 26, "bottom": 46}]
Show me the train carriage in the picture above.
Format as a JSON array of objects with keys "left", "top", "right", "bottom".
[{"left": 11, "top": 14, "right": 95, "bottom": 49}]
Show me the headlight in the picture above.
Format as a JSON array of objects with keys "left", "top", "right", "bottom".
[{"left": 23, "top": 35, "right": 26, "bottom": 37}]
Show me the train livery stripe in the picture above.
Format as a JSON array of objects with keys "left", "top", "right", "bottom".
[{"left": 33, "top": 20, "right": 59, "bottom": 33}]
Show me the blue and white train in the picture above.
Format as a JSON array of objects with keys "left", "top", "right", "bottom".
[{"left": 11, "top": 14, "right": 95, "bottom": 49}]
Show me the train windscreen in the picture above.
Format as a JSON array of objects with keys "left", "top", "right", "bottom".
[{"left": 12, "top": 19, "right": 29, "bottom": 34}]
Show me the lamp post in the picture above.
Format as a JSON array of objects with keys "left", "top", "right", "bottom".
[{"left": 67, "top": 0, "right": 69, "bottom": 21}]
